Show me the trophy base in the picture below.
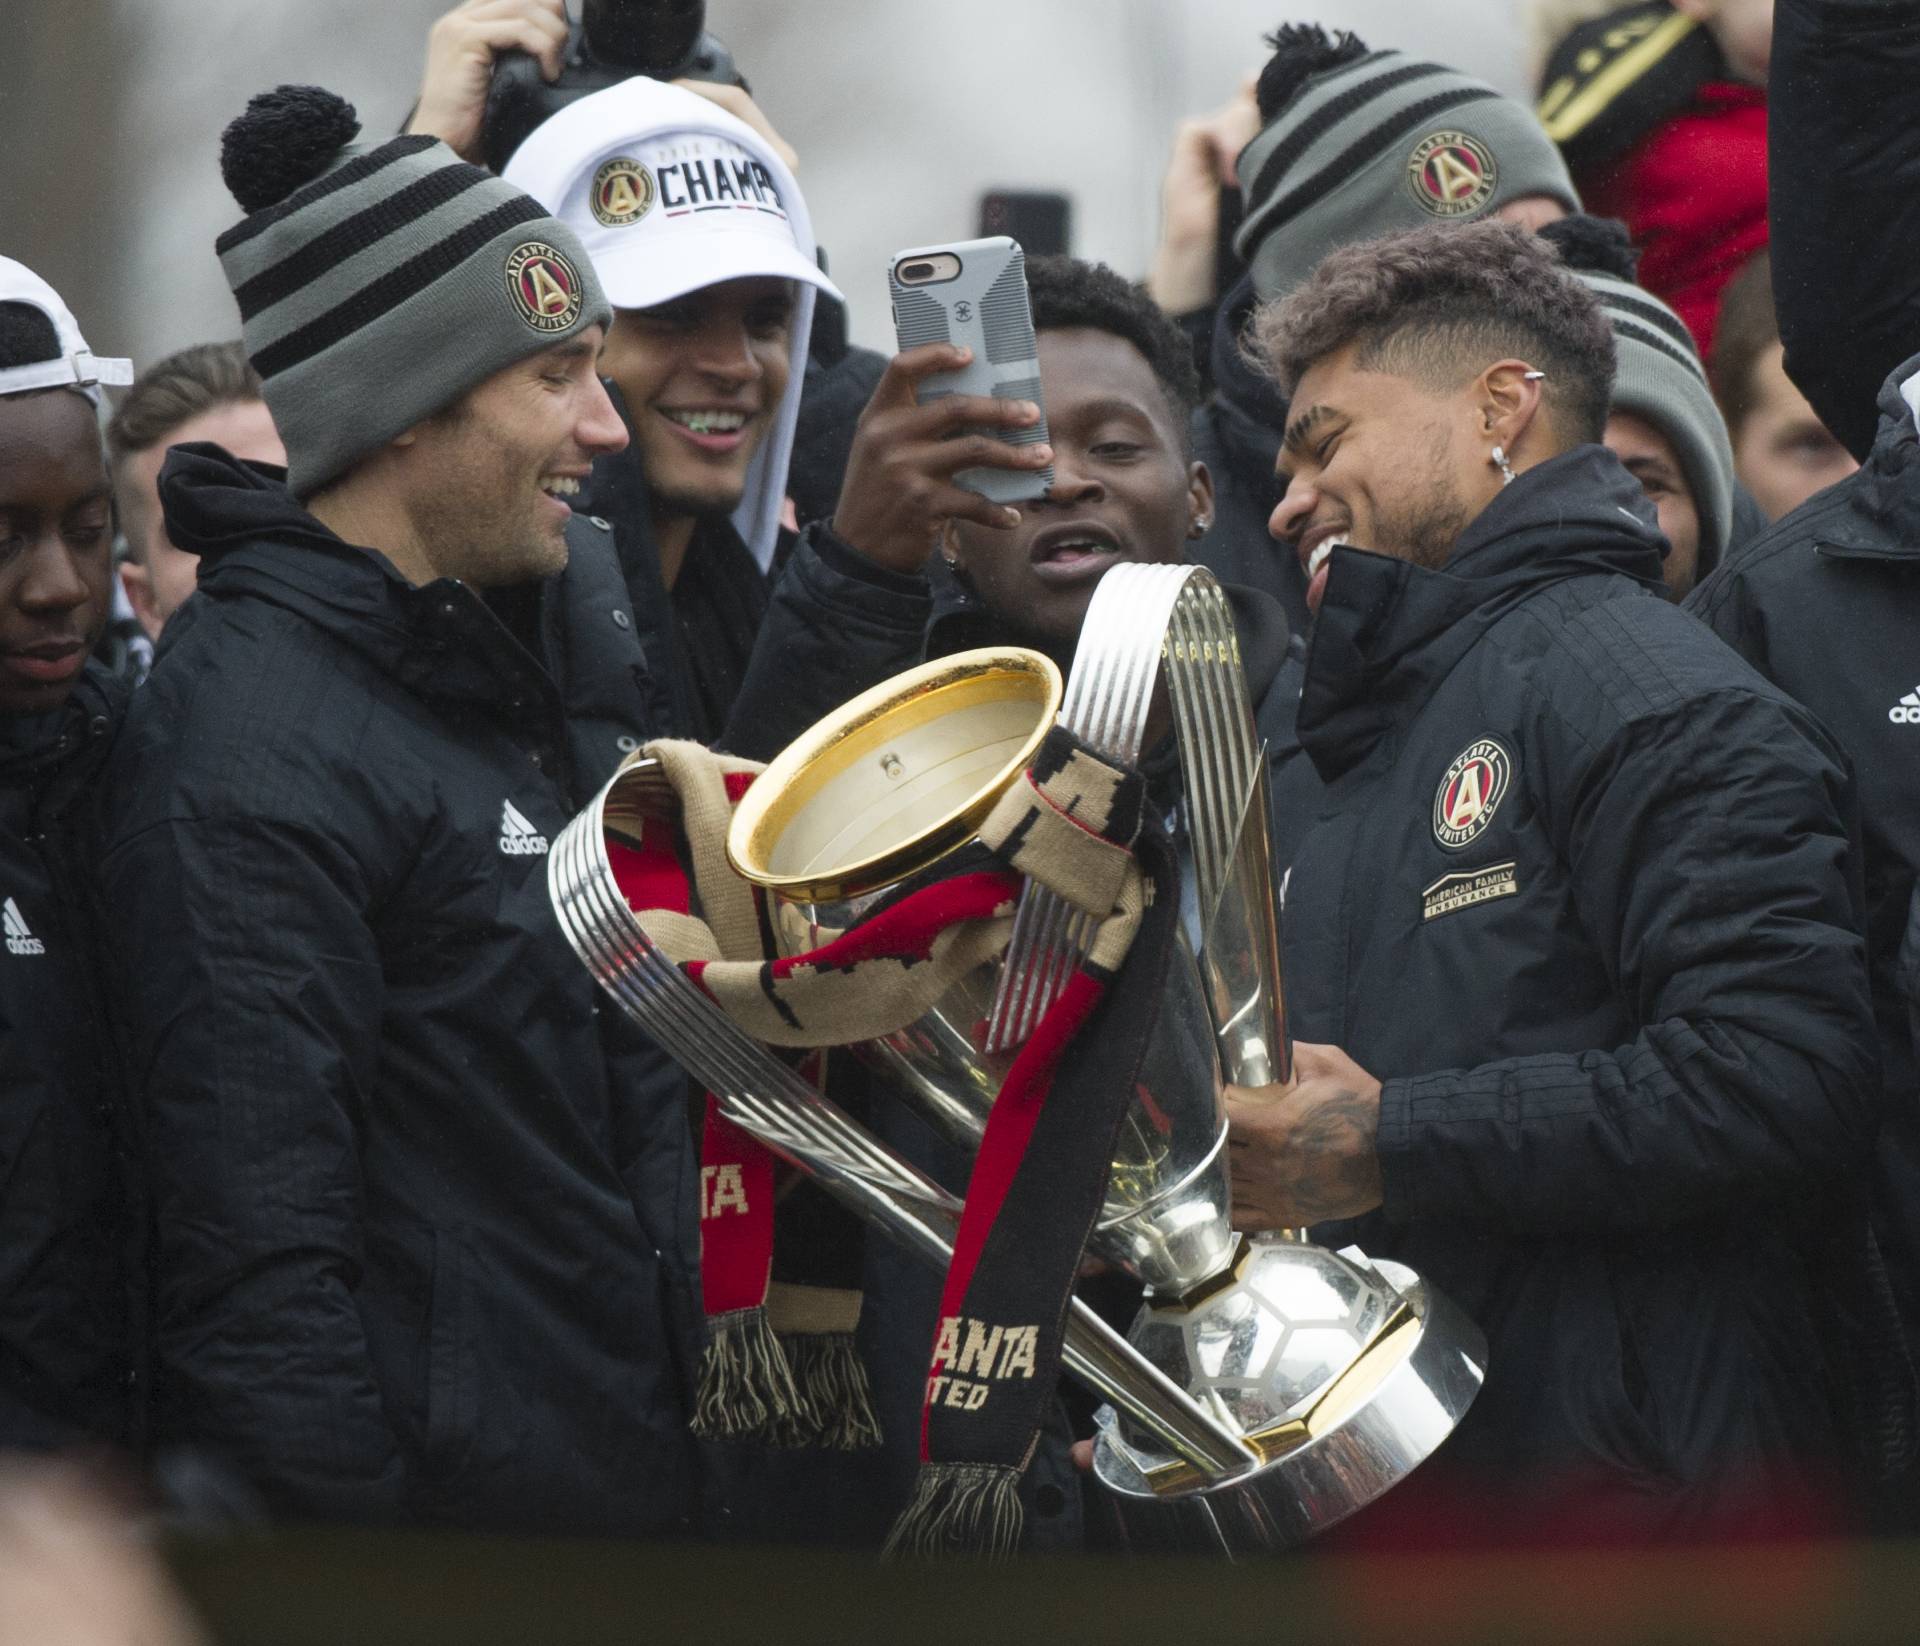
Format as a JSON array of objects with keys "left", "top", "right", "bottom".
[{"left": 1090, "top": 1256, "right": 1486, "bottom": 1556}]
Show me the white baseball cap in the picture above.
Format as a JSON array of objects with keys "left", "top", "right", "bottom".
[
  {"left": 0, "top": 256, "right": 132, "bottom": 404},
  {"left": 504, "top": 80, "right": 842, "bottom": 313}
]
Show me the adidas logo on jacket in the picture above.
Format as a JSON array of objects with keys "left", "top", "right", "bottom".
[
  {"left": 3, "top": 898, "right": 43, "bottom": 956},
  {"left": 499, "top": 800, "right": 550, "bottom": 856}
]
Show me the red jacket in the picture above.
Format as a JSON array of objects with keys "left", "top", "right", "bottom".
[{"left": 1586, "top": 82, "right": 1768, "bottom": 356}]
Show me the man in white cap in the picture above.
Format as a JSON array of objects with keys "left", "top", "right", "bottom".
[
  {"left": 411, "top": 10, "right": 838, "bottom": 738},
  {"left": 0, "top": 256, "right": 137, "bottom": 1453}
]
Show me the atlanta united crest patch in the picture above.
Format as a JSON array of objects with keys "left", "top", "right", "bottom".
[
  {"left": 1407, "top": 131, "right": 1498, "bottom": 218},
  {"left": 505, "top": 241, "right": 585, "bottom": 333},
  {"left": 591, "top": 156, "right": 655, "bottom": 226},
  {"left": 1433, "top": 737, "right": 1513, "bottom": 850}
]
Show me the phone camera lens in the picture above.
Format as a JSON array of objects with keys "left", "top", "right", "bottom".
[{"left": 900, "top": 262, "right": 935, "bottom": 282}]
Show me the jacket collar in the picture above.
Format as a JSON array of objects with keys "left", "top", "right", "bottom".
[
  {"left": 158, "top": 442, "right": 561, "bottom": 716},
  {"left": 1811, "top": 351, "right": 1920, "bottom": 563},
  {"left": 1299, "top": 444, "right": 1666, "bottom": 779},
  {"left": 0, "top": 660, "right": 123, "bottom": 795}
]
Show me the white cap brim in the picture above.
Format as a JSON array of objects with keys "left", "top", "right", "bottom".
[{"left": 592, "top": 228, "right": 841, "bottom": 312}]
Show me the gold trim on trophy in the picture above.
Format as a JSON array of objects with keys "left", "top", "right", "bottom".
[{"left": 727, "top": 647, "right": 1062, "bottom": 903}]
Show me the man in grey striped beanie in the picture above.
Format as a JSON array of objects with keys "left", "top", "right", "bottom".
[
  {"left": 97, "top": 85, "right": 714, "bottom": 1536},
  {"left": 216, "top": 83, "right": 617, "bottom": 586},
  {"left": 1234, "top": 27, "right": 1583, "bottom": 305},
  {"left": 1540, "top": 216, "right": 1736, "bottom": 596}
]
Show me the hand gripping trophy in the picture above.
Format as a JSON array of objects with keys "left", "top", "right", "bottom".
[{"left": 548, "top": 564, "right": 1486, "bottom": 1556}]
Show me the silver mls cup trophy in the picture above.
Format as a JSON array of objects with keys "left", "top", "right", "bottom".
[{"left": 549, "top": 563, "right": 1486, "bottom": 1554}]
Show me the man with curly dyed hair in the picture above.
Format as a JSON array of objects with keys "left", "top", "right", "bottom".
[{"left": 1229, "top": 218, "right": 1892, "bottom": 1543}]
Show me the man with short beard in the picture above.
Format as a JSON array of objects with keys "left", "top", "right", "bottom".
[
  {"left": 102, "top": 86, "right": 704, "bottom": 1533},
  {"left": 1230, "top": 219, "right": 1887, "bottom": 1543},
  {"left": 1188, "top": 25, "right": 1581, "bottom": 632}
]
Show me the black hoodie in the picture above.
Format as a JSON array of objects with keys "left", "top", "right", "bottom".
[
  {"left": 100, "top": 447, "right": 701, "bottom": 1534},
  {"left": 1280, "top": 446, "right": 1882, "bottom": 1537}
]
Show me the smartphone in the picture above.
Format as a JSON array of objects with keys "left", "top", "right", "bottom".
[
  {"left": 977, "top": 190, "right": 1072, "bottom": 258},
  {"left": 888, "top": 236, "right": 1053, "bottom": 505}
]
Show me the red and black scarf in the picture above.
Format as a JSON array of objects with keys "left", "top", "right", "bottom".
[{"left": 608, "top": 731, "right": 1164, "bottom": 1550}]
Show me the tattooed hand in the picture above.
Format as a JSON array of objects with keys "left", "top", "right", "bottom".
[{"left": 1225, "top": 1043, "right": 1384, "bottom": 1231}]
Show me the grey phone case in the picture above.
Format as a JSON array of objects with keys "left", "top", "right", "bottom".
[{"left": 888, "top": 236, "right": 1054, "bottom": 505}]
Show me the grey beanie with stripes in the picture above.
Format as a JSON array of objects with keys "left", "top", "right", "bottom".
[
  {"left": 1234, "top": 48, "right": 1580, "bottom": 305},
  {"left": 216, "top": 85, "right": 611, "bottom": 498},
  {"left": 1574, "top": 266, "right": 1735, "bottom": 562}
]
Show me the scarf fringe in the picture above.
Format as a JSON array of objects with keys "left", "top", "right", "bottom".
[
  {"left": 689, "top": 1305, "right": 803, "bottom": 1443},
  {"left": 881, "top": 1462, "right": 1025, "bottom": 1561},
  {"left": 777, "top": 1331, "right": 883, "bottom": 1452}
]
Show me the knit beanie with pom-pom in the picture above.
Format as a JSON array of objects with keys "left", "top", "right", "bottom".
[
  {"left": 215, "top": 84, "right": 610, "bottom": 496},
  {"left": 1234, "top": 26, "right": 1580, "bottom": 305}
]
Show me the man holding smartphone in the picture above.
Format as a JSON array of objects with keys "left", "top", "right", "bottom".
[{"left": 723, "top": 256, "right": 1292, "bottom": 762}]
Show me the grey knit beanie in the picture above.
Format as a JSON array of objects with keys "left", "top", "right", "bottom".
[
  {"left": 216, "top": 86, "right": 611, "bottom": 498},
  {"left": 1575, "top": 268, "right": 1734, "bottom": 562},
  {"left": 1235, "top": 49, "right": 1581, "bottom": 303}
]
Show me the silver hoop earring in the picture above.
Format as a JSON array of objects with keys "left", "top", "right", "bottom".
[{"left": 1490, "top": 444, "right": 1516, "bottom": 487}]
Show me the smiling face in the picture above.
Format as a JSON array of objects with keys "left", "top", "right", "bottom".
[
  {"left": 397, "top": 325, "right": 627, "bottom": 589},
  {"left": 944, "top": 326, "right": 1210, "bottom": 661},
  {"left": 1269, "top": 343, "right": 1489, "bottom": 614},
  {"left": 0, "top": 389, "right": 113, "bottom": 715},
  {"left": 598, "top": 276, "right": 794, "bottom": 526}
]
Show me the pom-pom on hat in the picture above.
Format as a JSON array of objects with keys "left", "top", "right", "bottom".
[
  {"left": 1234, "top": 35, "right": 1580, "bottom": 304},
  {"left": 215, "top": 84, "right": 611, "bottom": 497}
]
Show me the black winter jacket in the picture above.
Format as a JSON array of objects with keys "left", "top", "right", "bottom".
[
  {"left": 0, "top": 664, "right": 133, "bottom": 1450},
  {"left": 1689, "top": 359, "right": 1920, "bottom": 1374},
  {"left": 1284, "top": 446, "right": 1880, "bottom": 1535},
  {"left": 1769, "top": 0, "right": 1920, "bottom": 461},
  {"left": 100, "top": 448, "right": 701, "bottom": 1534}
]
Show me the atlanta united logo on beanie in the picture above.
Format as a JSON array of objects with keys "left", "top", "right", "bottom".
[
  {"left": 1234, "top": 43, "right": 1581, "bottom": 304},
  {"left": 215, "top": 85, "right": 611, "bottom": 497}
]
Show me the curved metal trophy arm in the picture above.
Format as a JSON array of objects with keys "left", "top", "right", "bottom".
[{"left": 987, "top": 563, "right": 1290, "bottom": 1087}]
